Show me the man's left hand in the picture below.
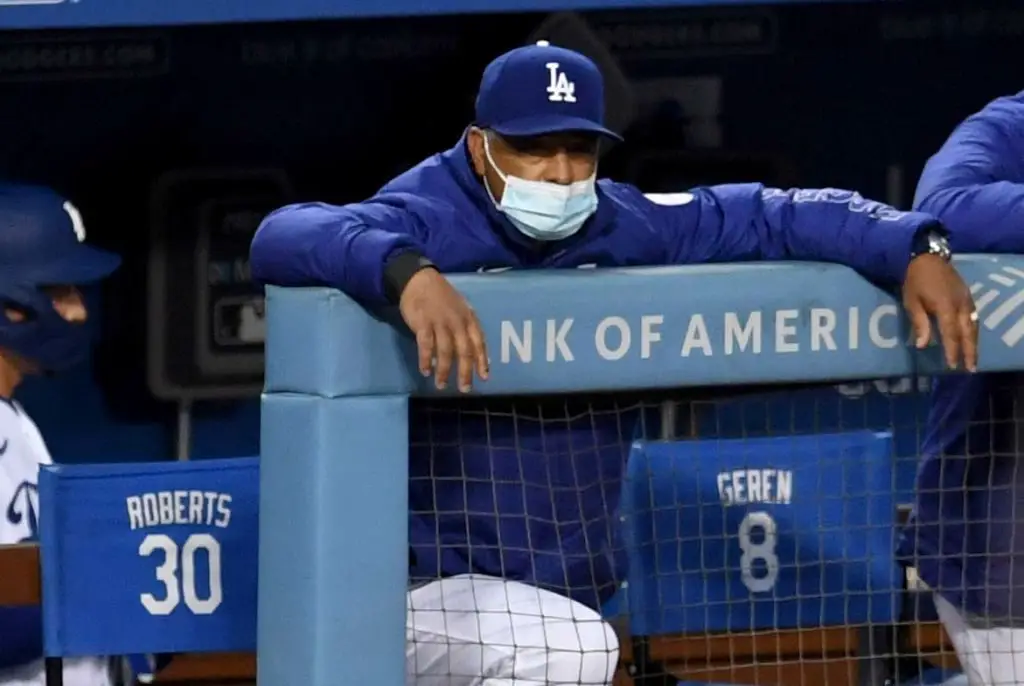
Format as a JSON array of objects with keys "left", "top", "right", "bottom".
[{"left": 902, "top": 253, "right": 978, "bottom": 372}]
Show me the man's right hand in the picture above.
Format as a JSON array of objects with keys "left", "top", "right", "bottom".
[{"left": 399, "top": 269, "right": 489, "bottom": 393}]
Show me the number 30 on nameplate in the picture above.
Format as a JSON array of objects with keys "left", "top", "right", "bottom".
[
  {"left": 139, "top": 533, "right": 223, "bottom": 615},
  {"left": 738, "top": 511, "right": 778, "bottom": 593}
]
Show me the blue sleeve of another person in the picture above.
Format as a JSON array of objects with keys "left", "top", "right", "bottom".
[{"left": 914, "top": 91, "right": 1024, "bottom": 253}]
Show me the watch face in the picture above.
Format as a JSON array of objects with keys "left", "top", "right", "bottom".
[{"left": 929, "top": 234, "right": 951, "bottom": 259}]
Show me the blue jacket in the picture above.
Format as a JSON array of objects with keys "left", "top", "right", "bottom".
[
  {"left": 905, "top": 91, "right": 1024, "bottom": 616},
  {"left": 252, "top": 133, "right": 937, "bottom": 610}
]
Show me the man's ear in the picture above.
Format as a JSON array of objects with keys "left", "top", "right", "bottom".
[{"left": 466, "top": 127, "right": 487, "bottom": 177}]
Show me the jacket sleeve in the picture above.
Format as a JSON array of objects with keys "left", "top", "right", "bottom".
[
  {"left": 633, "top": 184, "right": 937, "bottom": 285},
  {"left": 913, "top": 96, "right": 1024, "bottom": 253},
  {"left": 250, "top": 200, "right": 427, "bottom": 306}
]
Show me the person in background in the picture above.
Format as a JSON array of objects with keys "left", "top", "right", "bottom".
[
  {"left": 252, "top": 42, "right": 978, "bottom": 686},
  {"left": 906, "top": 89, "right": 1024, "bottom": 686},
  {"left": 0, "top": 184, "right": 120, "bottom": 686}
]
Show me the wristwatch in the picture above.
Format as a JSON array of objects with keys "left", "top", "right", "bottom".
[{"left": 911, "top": 229, "right": 952, "bottom": 262}]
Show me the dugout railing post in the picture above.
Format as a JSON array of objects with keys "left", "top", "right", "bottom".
[
  {"left": 258, "top": 288, "right": 409, "bottom": 686},
  {"left": 259, "top": 257, "right": 1023, "bottom": 686}
]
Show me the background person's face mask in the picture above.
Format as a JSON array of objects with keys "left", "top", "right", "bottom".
[{"left": 483, "top": 135, "right": 598, "bottom": 242}]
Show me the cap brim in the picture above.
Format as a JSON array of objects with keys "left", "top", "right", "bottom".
[
  {"left": 36, "top": 245, "right": 121, "bottom": 285},
  {"left": 491, "top": 114, "right": 623, "bottom": 142}
]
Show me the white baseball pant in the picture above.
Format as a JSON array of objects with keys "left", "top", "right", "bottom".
[{"left": 406, "top": 574, "right": 619, "bottom": 686}]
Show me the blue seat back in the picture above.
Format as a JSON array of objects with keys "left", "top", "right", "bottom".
[
  {"left": 624, "top": 431, "right": 901, "bottom": 636},
  {"left": 39, "top": 457, "right": 259, "bottom": 657}
]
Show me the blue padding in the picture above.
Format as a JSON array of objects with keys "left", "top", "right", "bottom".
[
  {"left": 265, "top": 256, "right": 1024, "bottom": 398},
  {"left": 624, "top": 431, "right": 901, "bottom": 636},
  {"left": 1, "top": 0, "right": 890, "bottom": 31},
  {"left": 39, "top": 457, "right": 259, "bottom": 657},
  {"left": 258, "top": 394, "right": 408, "bottom": 686}
]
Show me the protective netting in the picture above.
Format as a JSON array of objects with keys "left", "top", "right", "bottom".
[
  {"left": 407, "top": 394, "right": 659, "bottom": 685},
  {"left": 403, "top": 381, "right": 968, "bottom": 686},
  {"left": 32, "top": 375, "right": 991, "bottom": 685}
]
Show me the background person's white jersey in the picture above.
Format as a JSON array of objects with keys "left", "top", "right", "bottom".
[{"left": 0, "top": 399, "right": 112, "bottom": 686}]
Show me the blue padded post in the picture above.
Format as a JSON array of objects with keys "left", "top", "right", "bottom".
[
  {"left": 259, "top": 256, "right": 1024, "bottom": 686},
  {"left": 259, "top": 393, "right": 408, "bottom": 686},
  {"left": 259, "top": 289, "right": 409, "bottom": 686}
]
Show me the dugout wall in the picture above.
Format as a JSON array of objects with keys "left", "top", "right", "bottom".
[{"left": 260, "top": 257, "right": 1024, "bottom": 686}]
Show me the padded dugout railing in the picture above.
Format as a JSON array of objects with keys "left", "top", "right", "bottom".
[{"left": 258, "top": 255, "right": 1024, "bottom": 686}]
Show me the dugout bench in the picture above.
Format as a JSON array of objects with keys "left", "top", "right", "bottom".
[{"left": 0, "top": 454, "right": 956, "bottom": 686}]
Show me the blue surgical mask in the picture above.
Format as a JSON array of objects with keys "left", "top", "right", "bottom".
[{"left": 483, "top": 135, "right": 598, "bottom": 242}]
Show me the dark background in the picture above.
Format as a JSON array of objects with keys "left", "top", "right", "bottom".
[{"left": 0, "top": 1, "right": 1018, "bottom": 501}]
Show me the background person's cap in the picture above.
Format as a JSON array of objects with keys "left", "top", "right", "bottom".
[
  {"left": 474, "top": 41, "right": 623, "bottom": 141},
  {"left": 0, "top": 184, "right": 120, "bottom": 285}
]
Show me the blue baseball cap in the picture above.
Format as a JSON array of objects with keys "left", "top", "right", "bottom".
[
  {"left": 474, "top": 41, "right": 622, "bottom": 142},
  {"left": 0, "top": 184, "right": 120, "bottom": 285}
]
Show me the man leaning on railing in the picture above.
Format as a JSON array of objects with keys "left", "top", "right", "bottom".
[
  {"left": 250, "top": 41, "right": 977, "bottom": 686},
  {"left": 905, "top": 88, "right": 1024, "bottom": 686}
]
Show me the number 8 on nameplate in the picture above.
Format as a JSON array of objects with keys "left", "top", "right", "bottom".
[{"left": 738, "top": 511, "right": 779, "bottom": 594}]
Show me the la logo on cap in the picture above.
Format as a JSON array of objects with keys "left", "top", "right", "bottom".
[{"left": 536, "top": 41, "right": 576, "bottom": 104}]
